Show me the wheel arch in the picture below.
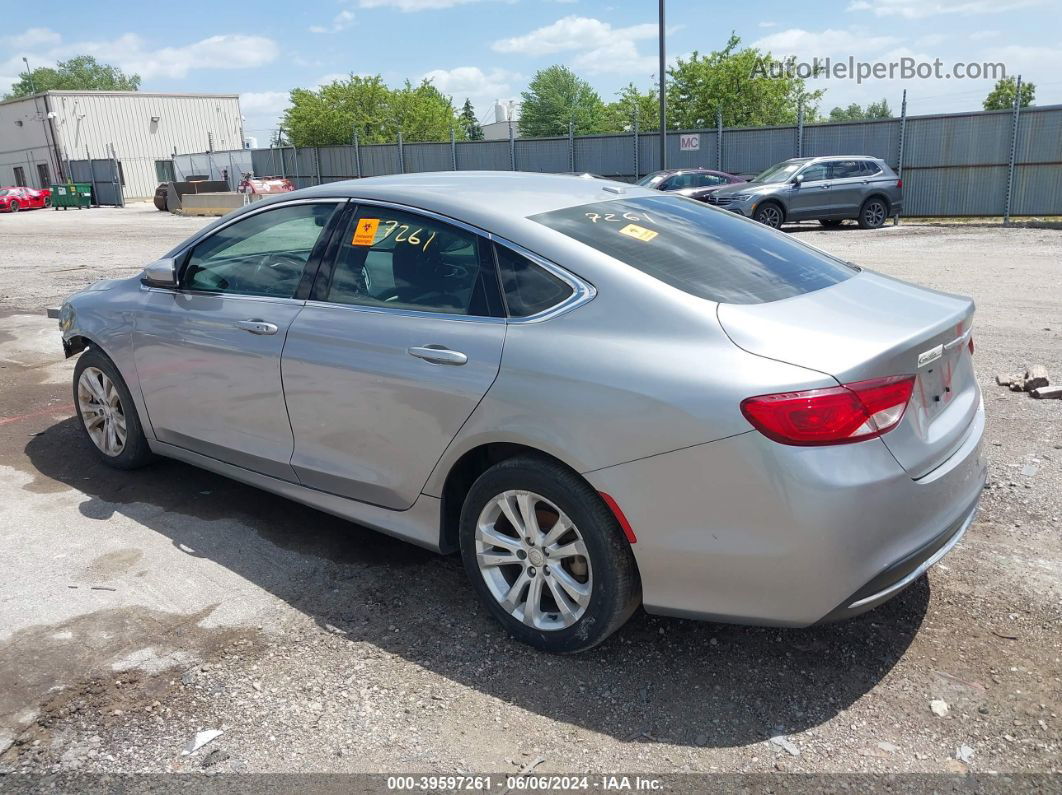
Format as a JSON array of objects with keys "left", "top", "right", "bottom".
[
  {"left": 861, "top": 192, "right": 892, "bottom": 213},
  {"left": 756, "top": 197, "right": 787, "bottom": 222},
  {"left": 437, "top": 441, "right": 601, "bottom": 554}
]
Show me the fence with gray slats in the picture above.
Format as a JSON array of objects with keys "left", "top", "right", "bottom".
[{"left": 174, "top": 104, "right": 1062, "bottom": 218}]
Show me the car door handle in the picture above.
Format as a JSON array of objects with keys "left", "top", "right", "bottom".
[
  {"left": 408, "top": 346, "right": 468, "bottom": 366},
  {"left": 234, "top": 319, "right": 279, "bottom": 335}
]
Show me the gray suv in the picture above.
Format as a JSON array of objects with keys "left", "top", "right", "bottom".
[{"left": 707, "top": 156, "right": 903, "bottom": 229}]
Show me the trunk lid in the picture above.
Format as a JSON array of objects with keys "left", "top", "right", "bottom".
[{"left": 718, "top": 271, "right": 978, "bottom": 478}]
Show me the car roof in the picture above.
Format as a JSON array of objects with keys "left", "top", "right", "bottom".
[{"left": 293, "top": 171, "right": 662, "bottom": 235}]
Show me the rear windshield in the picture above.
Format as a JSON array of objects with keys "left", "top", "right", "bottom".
[{"left": 528, "top": 195, "right": 856, "bottom": 304}]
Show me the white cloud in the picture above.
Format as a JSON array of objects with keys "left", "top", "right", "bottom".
[
  {"left": 752, "top": 27, "right": 901, "bottom": 59},
  {"left": 846, "top": 0, "right": 1041, "bottom": 19},
  {"left": 492, "top": 15, "right": 659, "bottom": 75},
  {"left": 2, "top": 27, "right": 62, "bottom": 50},
  {"left": 309, "top": 9, "right": 356, "bottom": 33},
  {"left": 421, "top": 66, "right": 520, "bottom": 116},
  {"left": 358, "top": 0, "right": 487, "bottom": 10},
  {"left": 240, "top": 91, "right": 290, "bottom": 114},
  {"left": 0, "top": 28, "right": 279, "bottom": 87}
]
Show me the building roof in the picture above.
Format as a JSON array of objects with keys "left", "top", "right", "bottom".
[{"left": 0, "top": 90, "right": 240, "bottom": 107}]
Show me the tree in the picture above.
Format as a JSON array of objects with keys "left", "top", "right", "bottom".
[
  {"left": 603, "top": 83, "right": 661, "bottom": 132},
  {"left": 828, "top": 98, "right": 892, "bottom": 121},
  {"left": 282, "top": 74, "right": 463, "bottom": 146},
  {"left": 459, "top": 98, "right": 484, "bottom": 140},
  {"left": 667, "top": 34, "right": 824, "bottom": 129},
  {"left": 518, "top": 65, "right": 608, "bottom": 138},
  {"left": 983, "top": 76, "right": 1035, "bottom": 111},
  {"left": 5, "top": 55, "right": 140, "bottom": 99}
]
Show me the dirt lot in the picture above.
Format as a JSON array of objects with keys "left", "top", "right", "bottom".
[{"left": 0, "top": 203, "right": 1059, "bottom": 777}]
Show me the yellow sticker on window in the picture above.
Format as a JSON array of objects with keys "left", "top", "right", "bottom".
[
  {"left": 352, "top": 218, "right": 381, "bottom": 246},
  {"left": 618, "top": 223, "right": 658, "bottom": 242}
]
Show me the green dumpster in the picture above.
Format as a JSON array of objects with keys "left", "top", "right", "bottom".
[{"left": 51, "top": 182, "right": 93, "bottom": 210}]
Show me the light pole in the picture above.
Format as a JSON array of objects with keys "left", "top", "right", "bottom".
[
  {"left": 23, "top": 57, "right": 38, "bottom": 94},
  {"left": 658, "top": 0, "right": 666, "bottom": 169}
]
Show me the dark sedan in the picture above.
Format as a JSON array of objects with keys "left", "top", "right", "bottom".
[{"left": 636, "top": 168, "right": 746, "bottom": 202}]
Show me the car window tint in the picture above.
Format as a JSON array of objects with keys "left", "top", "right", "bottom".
[
  {"left": 183, "top": 203, "right": 337, "bottom": 298},
  {"left": 829, "top": 160, "right": 862, "bottom": 179},
  {"left": 861, "top": 161, "right": 883, "bottom": 177},
  {"left": 799, "top": 163, "right": 829, "bottom": 182},
  {"left": 697, "top": 173, "right": 726, "bottom": 187},
  {"left": 495, "top": 245, "right": 574, "bottom": 318},
  {"left": 529, "top": 195, "right": 856, "bottom": 305},
  {"left": 327, "top": 208, "right": 490, "bottom": 316}
]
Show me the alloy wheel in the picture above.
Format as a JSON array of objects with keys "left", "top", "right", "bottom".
[
  {"left": 757, "top": 204, "right": 782, "bottom": 228},
  {"left": 9, "top": 202, "right": 19, "bottom": 213},
  {"left": 475, "top": 490, "right": 593, "bottom": 631},
  {"left": 863, "top": 201, "right": 886, "bottom": 227},
  {"left": 77, "top": 367, "right": 127, "bottom": 457}
]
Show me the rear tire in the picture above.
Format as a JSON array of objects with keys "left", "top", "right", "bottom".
[
  {"left": 753, "top": 202, "right": 784, "bottom": 229},
  {"left": 459, "top": 456, "right": 641, "bottom": 653},
  {"left": 73, "top": 348, "right": 155, "bottom": 470},
  {"left": 9, "top": 201, "right": 19, "bottom": 213},
  {"left": 819, "top": 219, "right": 843, "bottom": 228},
  {"left": 43, "top": 197, "right": 51, "bottom": 208},
  {"left": 858, "top": 197, "right": 888, "bottom": 229}
]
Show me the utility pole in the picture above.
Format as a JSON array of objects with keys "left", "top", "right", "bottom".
[{"left": 658, "top": 0, "right": 667, "bottom": 170}]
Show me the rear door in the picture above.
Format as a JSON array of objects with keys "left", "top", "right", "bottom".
[
  {"left": 282, "top": 204, "right": 506, "bottom": 509},
  {"left": 133, "top": 200, "right": 343, "bottom": 479},
  {"left": 824, "top": 159, "right": 866, "bottom": 217}
]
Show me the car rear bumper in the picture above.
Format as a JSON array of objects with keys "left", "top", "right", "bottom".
[{"left": 584, "top": 396, "right": 986, "bottom": 626}]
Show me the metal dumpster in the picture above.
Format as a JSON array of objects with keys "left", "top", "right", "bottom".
[{"left": 51, "top": 183, "right": 93, "bottom": 210}]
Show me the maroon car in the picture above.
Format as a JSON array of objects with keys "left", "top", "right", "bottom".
[
  {"left": 636, "top": 168, "right": 745, "bottom": 202},
  {"left": 0, "top": 186, "right": 51, "bottom": 212}
]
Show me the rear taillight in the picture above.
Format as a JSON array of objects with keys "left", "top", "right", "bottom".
[
  {"left": 740, "top": 375, "right": 915, "bottom": 446},
  {"left": 896, "top": 178, "right": 903, "bottom": 189}
]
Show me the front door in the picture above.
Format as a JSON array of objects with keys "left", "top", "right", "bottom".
[
  {"left": 283, "top": 204, "right": 506, "bottom": 509},
  {"left": 786, "top": 161, "right": 831, "bottom": 220},
  {"left": 133, "top": 200, "right": 343, "bottom": 479}
]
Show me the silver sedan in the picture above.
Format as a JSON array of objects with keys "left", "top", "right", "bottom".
[{"left": 58, "top": 172, "right": 986, "bottom": 653}]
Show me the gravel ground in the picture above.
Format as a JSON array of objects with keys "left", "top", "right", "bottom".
[{"left": 0, "top": 203, "right": 1059, "bottom": 777}]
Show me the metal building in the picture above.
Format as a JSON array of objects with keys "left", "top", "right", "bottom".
[{"left": 0, "top": 91, "right": 243, "bottom": 199}]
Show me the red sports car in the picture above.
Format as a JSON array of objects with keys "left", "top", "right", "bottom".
[{"left": 0, "top": 186, "right": 51, "bottom": 212}]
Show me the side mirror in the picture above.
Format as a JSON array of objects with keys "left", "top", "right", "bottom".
[
  {"left": 793, "top": 173, "right": 805, "bottom": 185},
  {"left": 141, "top": 257, "right": 178, "bottom": 288}
]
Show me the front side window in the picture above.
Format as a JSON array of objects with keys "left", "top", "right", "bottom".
[
  {"left": 327, "top": 207, "right": 492, "bottom": 316},
  {"left": 751, "top": 161, "right": 806, "bottom": 184},
  {"left": 798, "top": 162, "right": 829, "bottom": 182},
  {"left": 529, "top": 195, "right": 856, "bottom": 305},
  {"left": 495, "top": 245, "right": 574, "bottom": 318},
  {"left": 182, "top": 203, "right": 337, "bottom": 297},
  {"left": 636, "top": 173, "right": 667, "bottom": 188}
]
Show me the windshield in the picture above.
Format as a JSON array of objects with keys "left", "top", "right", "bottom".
[
  {"left": 636, "top": 173, "right": 666, "bottom": 187},
  {"left": 529, "top": 195, "right": 856, "bottom": 305},
  {"left": 0, "top": 190, "right": 11, "bottom": 196},
  {"left": 751, "top": 161, "right": 806, "bottom": 184}
]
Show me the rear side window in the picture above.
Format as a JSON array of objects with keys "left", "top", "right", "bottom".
[
  {"left": 529, "top": 196, "right": 856, "bottom": 305},
  {"left": 495, "top": 245, "right": 573, "bottom": 317}
]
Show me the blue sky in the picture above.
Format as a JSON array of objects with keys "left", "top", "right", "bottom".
[{"left": 3, "top": 0, "right": 1060, "bottom": 139}]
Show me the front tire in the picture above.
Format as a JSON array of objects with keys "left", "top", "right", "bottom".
[
  {"left": 858, "top": 197, "right": 888, "bottom": 229},
  {"left": 753, "top": 202, "right": 784, "bottom": 229},
  {"left": 9, "top": 201, "right": 19, "bottom": 213},
  {"left": 73, "top": 348, "right": 155, "bottom": 469},
  {"left": 459, "top": 456, "right": 641, "bottom": 653}
]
